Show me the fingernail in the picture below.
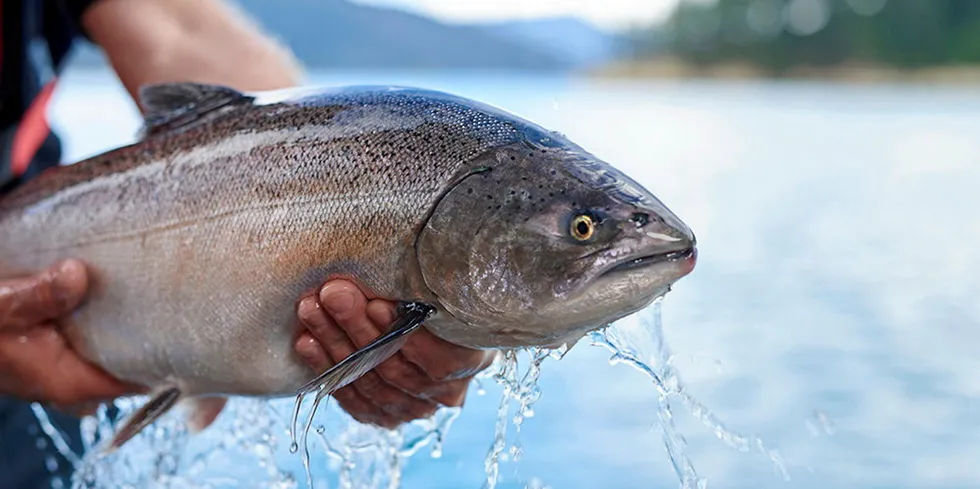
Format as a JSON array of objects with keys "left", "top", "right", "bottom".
[
  {"left": 295, "top": 336, "right": 323, "bottom": 368},
  {"left": 322, "top": 290, "right": 355, "bottom": 315},
  {"left": 50, "top": 262, "right": 71, "bottom": 302},
  {"left": 52, "top": 260, "right": 86, "bottom": 305},
  {"left": 297, "top": 297, "right": 323, "bottom": 327}
]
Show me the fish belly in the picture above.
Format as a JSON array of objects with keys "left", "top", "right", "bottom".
[{"left": 0, "top": 189, "right": 394, "bottom": 398}]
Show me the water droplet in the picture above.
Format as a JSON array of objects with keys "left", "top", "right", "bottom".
[
  {"left": 525, "top": 476, "right": 551, "bottom": 489},
  {"left": 44, "top": 455, "right": 59, "bottom": 472},
  {"left": 547, "top": 342, "right": 571, "bottom": 361},
  {"left": 430, "top": 444, "right": 443, "bottom": 459},
  {"left": 592, "top": 301, "right": 789, "bottom": 486},
  {"left": 807, "top": 409, "right": 835, "bottom": 436}
]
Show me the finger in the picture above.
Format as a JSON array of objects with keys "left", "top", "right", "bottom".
[
  {"left": 354, "top": 299, "right": 472, "bottom": 406},
  {"left": 294, "top": 331, "right": 330, "bottom": 372},
  {"left": 294, "top": 316, "right": 399, "bottom": 428},
  {"left": 364, "top": 301, "right": 495, "bottom": 381},
  {"left": 0, "top": 326, "right": 143, "bottom": 405},
  {"left": 306, "top": 284, "right": 437, "bottom": 423},
  {"left": 332, "top": 385, "right": 401, "bottom": 430},
  {"left": 400, "top": 328, "right": 496, "bottom": 382},
  {"left": 297, "top": 294, "right": 352, "bottom": 365},
  {"left": 363, "top": 301, "right": 496, "bottom": 382},
  {"left": 295, "top": 296, "right": 331, "bottom": 371},
  {"left": 0, "top": 260, "right": 88, "bottom": 331},
  {"left": 317, "top": 281, "right": 367, "bottom": 324},
  {"left": 347, "top": 370, "right": 437, "bottom": 423},
  {"left": 50, "top": 400, "right": 102, "bottom": 418},
  {"left": 365, "top": 300, "right": 498, "bottom": 379}
]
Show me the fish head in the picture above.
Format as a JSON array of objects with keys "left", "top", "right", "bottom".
[{"left": 416, "top": 134, "right": 696, "bottom": 350}]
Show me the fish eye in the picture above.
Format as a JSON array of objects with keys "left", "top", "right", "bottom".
[{"left": 570, "top": 214, "right": 595, "bottom": 241}]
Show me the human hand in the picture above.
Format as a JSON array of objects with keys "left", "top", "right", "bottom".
[
  {"left": 0, "top": 259, "right": 143, "bottom": 412},
  {"left": 294, "top": 281, "right": 497, "bottom": 429}
]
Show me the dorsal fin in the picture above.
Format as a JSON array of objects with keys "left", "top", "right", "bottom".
[{"left": 138, "top": 82, "right": 254, "bottom": 137}]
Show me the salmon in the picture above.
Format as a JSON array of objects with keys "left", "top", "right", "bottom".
[{"left": 0, "top": 83, "right": 697, "bottom": 449}]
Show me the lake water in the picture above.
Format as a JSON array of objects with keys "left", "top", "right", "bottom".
[{"left": 42, "top": 68, "right": 980, "bottom": 489}]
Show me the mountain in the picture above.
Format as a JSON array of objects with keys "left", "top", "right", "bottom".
[
  {"left": 472, "top": 17, "right": 631, "bottom": 69},
  {"left": 233, "top": 0, "right": 574, "bottom": 70},
  {"left": 65, "top": 0, "right": 628, "bottom": 72}
]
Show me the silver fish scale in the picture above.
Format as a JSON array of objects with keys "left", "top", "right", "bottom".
[{"left": 0, "top": 87, "right": 530, "bottom": 395}]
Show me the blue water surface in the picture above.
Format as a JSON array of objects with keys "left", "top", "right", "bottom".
[{"left": 46, "top": 69, "right": 980, "bottom": 489}]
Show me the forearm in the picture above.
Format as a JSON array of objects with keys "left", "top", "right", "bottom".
[{"left": 81, "top": 0, "right": 303, "bottom": 108}]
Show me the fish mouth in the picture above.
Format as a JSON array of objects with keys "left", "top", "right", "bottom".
[{"left": 602, "top": 247, "right": 697, "bottom": 276}]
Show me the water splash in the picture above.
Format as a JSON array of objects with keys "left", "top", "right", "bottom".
[
  {"left": 479, "top": 345, "right": 564, "bottom": 489},
  {"left": 25, "top": 390, "right": 469, "bottom": 489},
  {"left": 510, "top": 348, "right": 550, "bottom": 462},
  {"left": 30, "top": 403, "right": 82, "bottom": 468},
  {"left": 25, "top": 297, "right": 771, "bottom": 489},
  {"left": 590, "top": 298, "right": 789, "bottom": 488},
  {"left": 482, "top": 350, "right": 516, "bottom": 489},
  {"left": 26, "top": 344, "right": 557, "bottom": 489},
  {"left": 288, "top": 393, "right": 303, "bottom": 455},
  {"left": 68, "top": 396, "right": 201, "bottom": 488}
]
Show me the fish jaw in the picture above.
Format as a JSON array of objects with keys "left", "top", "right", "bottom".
[{"left": 422, "top": 246, "right": 696, "bottom": 350}]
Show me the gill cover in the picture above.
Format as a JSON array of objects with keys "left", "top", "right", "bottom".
[
  {"left": 415, "top": 144, "right": 597, "bottom": 330},
  {"left": 416, "top": 161, "right": 514, "bottom": 328}
]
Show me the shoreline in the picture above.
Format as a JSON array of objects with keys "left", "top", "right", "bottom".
[{"left": 590, "top": 57, "right": 980, "bottom": 86}]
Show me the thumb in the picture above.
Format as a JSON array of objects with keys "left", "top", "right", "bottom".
[
  {"left": 0, "top": 259, "right": 89, "bottom": 331},
  {"left": 0, "top": 325, "right": 143, "bottom": 405}
]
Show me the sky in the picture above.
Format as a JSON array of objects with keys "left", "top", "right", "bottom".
[{"left": 352, "top": 0, "right": 680, "bottom": 31}]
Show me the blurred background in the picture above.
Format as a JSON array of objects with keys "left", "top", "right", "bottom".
[
  {"left": 64, "top": 0, "right": 980, "bottom": 85},
  {"left": 47, "top": 1, "right": 980, "bottom": 489}
]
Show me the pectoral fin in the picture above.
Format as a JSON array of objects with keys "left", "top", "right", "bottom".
[
  {"left": 297, "top": 302, "right": 435, "bottom": 396},
  {"left": 288, "top": 303, "right": 435, "bottom": 466},
  {"left": 104, "top": 386, "right": 182, "bottom": 452},
  {"left": 185, "top": 396, "right": 228, "bottom": 433}
]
